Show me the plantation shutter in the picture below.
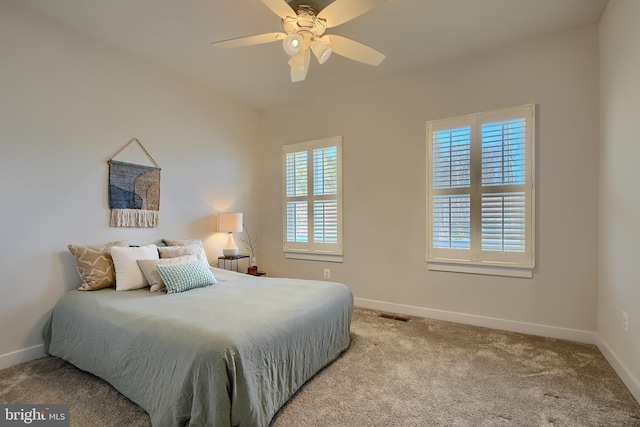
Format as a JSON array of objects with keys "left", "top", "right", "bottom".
[
  {"left": 283, "top": 137, "right": 342, "bottom": 257},
  {"left": 477, "top": 107, "right": 533, "bottom": 266},
  {"left": 285, "top": 151, "right": 308, "bottom": 243},
  {"left": 313, "top": 146, "right": 339, "bottom": 244},
  {"left": 428, "top": 116, "right": 473, "bottom": 262},
  {"left": 427, "top": 105, "right": 535, "bottom": 274}
]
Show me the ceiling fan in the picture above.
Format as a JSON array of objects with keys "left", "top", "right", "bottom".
[{"left": 212, "top": 0, "right": 386, "bottom": 82}]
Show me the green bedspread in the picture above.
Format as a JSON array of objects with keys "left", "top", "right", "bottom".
[{"left": 43, "top": 268, "right": 353, "bottom": 427}]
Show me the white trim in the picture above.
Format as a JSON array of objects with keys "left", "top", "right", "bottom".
[
  {"left": 354, "top": 297, "right": 595, "bottom": 344},
  {"left": 427, "top": 261, "right": 533, "bottom": 278},
  {"left": 0, "top": 344, "right": 47, "bottom": 370},
  {"left": 596, "top": 337, "right": 640, "bottom": 404},
  {"left": 284, "top": 252, "right": 343, "bottom": 263}
]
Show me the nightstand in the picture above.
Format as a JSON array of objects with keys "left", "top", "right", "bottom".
[{"left": 217, "top": 254, "right": 249, "bottom": 272}]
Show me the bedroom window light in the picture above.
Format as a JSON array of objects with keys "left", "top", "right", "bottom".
[
  {"left": 426, "top": 104, "right": 535, "bottom": 278},
  {"left": 283, "top": 136, "right": 343, "bottom": 262}
]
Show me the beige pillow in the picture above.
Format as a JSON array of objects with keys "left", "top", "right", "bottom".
[
  {"left": 162, "top": 238, "right": 208, "bottom": 262},
  {"left": 158, "top": 245, "right": 200, "bottom": 259},
  {"left": 137, "top": 255, "right": 197, "bottom": 292},
  {"left": 68, "top": 240, "right": 128, "bottom": 291}
]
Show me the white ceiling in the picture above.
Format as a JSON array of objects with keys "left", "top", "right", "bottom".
[{"left": 12, "top": 0, "right": 609, "bottom": 110}]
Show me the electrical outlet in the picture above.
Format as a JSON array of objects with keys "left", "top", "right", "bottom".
[
  {"left": 323, "top": 269, "right": 330, "bottom": 279},
  {"left": 623, "top": 311, "right": 628, "bottom": 332}
]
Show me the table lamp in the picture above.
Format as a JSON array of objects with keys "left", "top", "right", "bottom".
[{"left": 218, "top": 212, "right": 243, "bottom": 257}]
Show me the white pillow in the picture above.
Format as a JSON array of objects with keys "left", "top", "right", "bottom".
[{"left": 111, "top": 244, "right": 159, "bottom": 291}]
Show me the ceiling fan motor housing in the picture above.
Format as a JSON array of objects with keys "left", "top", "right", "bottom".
[{"left": 282, "top": 5, "right": 327, "bottom": 55}]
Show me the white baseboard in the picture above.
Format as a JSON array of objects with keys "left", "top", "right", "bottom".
[
  {"left": 354, "top": 297, "right": 597, "bottom": 344},
  {"left": 0, "top": 344, "right": 46, "bottom": 371},
  {"left": 596, "top": 337, "right": 640, "bottom": 404}
]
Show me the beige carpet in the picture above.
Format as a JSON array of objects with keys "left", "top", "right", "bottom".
[{"left": 1, "top": 308, "right": 639, "bottom": 426}]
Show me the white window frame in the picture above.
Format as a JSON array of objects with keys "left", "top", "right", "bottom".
[
  {"left": 426, "top": 104, "right": 535, "bottom": 278},
  {"left": 283, "top": 136, "right": 343, "bottom": 262}
]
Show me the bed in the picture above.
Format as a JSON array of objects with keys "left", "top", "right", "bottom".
[{"left": 43, "top": 267, "right": 353, "bottom": 427}]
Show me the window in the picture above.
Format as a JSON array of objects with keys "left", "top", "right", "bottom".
[
  {"left": 283, "top": 136, "right": 343, "bottom": 261},
  {"left": 426, "top": 104, "right": 535, "bottom": 277}
]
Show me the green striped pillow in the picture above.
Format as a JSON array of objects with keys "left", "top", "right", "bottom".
[{"left": 156, "top": 260, "right": 217, "bottom": 294}]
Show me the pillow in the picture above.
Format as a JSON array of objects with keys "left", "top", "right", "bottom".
[
  {"left": 137, "top": 255, "right": 197, "bottom": 292},
  {"left": 158, "top": 245, "right": 200, "bottom": 259},
  {"left": 68, "top": 240, "right": 128, "bottom": 291},
  {"left": 162, "top": 238, "right": 208, "bottom": 262},
  {"left": 156, "top": 260, "right": 218, "bottom": 294},
  {"left": 110, "top": 244, "right": 159, "bottom": 291}
]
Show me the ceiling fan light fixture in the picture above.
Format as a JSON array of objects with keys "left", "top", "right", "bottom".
[
  {"left": 311, "top": 41, "right": 332, "bottom": 64},
  {"left": 283, "top": 35, "right": 302, "bottom": 56}
]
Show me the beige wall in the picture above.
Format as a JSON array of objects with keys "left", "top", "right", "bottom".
[
  {"left": 258, "top": 25, "right": 601, "bottom": 337},
  {"left": 598, "top": 0, "right": 640, "bottom": 401},
  {"left": 0, "top": 2, "right": 261, "bottom": 367}
]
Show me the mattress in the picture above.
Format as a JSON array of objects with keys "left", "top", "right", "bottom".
[{"left": 43, "top": 268, "right": 353, "bottom": 427}]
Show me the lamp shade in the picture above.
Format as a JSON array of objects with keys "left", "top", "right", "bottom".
[
  {"left": 311, "top": 41, "right": 332, "bottom": 64},
  {"left": 218, "top": 212, "right": 243, "bottom": 233},
  {"left": 283, "top": 35, "right": 302, "bottom": 56}
]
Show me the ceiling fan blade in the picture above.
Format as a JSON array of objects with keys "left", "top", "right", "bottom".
[
  {"left": 317, "top": 0, "right": 385, "bottom": 28},
  {"left": 260, "top": 0, "right": 296, "bottom": 19},
  {"left": 325, "top": 35, "right": 385, "bottom": 66},
  {"left": 289, "top": 50, "right": 311, "bottom": 82},
  {"left": 212, "top": 32, "right": 287, "bottom": 48}
]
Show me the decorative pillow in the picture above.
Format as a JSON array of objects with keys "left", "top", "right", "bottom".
[
  {"left": 156, "top": 260, "right": 218, "bottom": 294},
  {"left": 110, "top": 244, "right": 159, "bottom": 291},
  {"left": 137, "top": 255, "right": 197, "bottom": 292},
  {"left": 162, "top": 238, "right": 208, "bottom": 262},
  {"left": 68, "top": 240, "right": 129, "bottom": 291},
  {"left": 158, "top": 245, "right": 200, "bottom": 259}
]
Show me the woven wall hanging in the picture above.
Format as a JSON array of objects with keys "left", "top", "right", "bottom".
[{"left": 108, "top": 138, "right": 161, "bottom": 228}]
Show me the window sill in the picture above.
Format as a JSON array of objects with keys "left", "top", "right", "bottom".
[
  {"left": 427, "top": 261, "right": 533, "bottom": 278},
  {"left": 285, "top": 252, "right": 343, "bottom": 263}
]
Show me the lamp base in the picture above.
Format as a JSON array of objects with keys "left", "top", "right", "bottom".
[
  {"left": 223, "top": 248, "right": 240, "bottom": 257},
  {"left": 223, "top": 233, "right": 239, "bottom": 257}
]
